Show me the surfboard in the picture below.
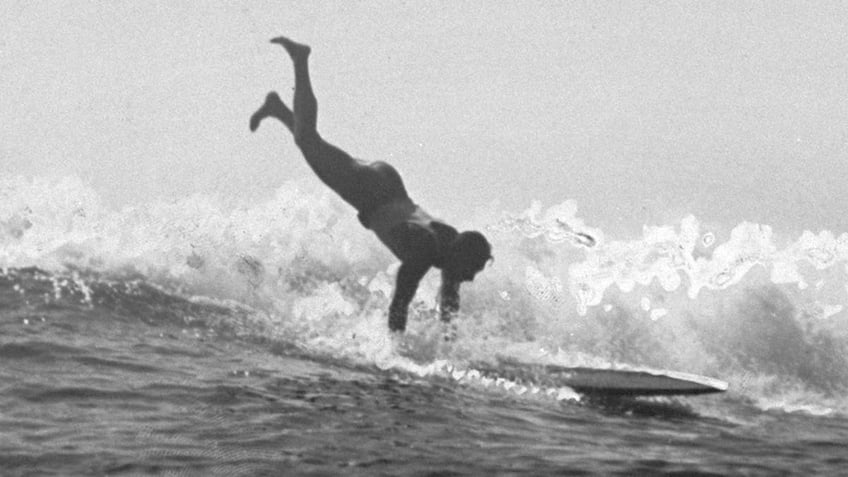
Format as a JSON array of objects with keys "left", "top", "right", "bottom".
[
  {"left": 542, "top": 365, "right": 728, "bottom": 396},
  {"left": 477, "top": 358, "right": 728, "bottom": 397}
]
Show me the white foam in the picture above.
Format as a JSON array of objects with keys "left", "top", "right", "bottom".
[{"left": 5, "top": 175, "right": 848, "bottom": 416}]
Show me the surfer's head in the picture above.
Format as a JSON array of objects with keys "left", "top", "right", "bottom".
[{"left": 445, "top": 231, "right": 492, "bottom": 281}]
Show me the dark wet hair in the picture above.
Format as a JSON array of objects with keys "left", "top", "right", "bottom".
[{"left": 447, "top": 231, "right": 493, "bottom": 276}]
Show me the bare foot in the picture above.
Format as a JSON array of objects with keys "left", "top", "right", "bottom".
[
  {"left": 249, "top": 91, "right": 294, "bottom": 132},
  {"left": 270, "top": 36, "right": 311, "bottom": 61}
]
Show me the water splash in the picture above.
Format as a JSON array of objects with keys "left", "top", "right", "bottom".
[{"left": 3, "top": 174, "right": 848, "bottom": 415}]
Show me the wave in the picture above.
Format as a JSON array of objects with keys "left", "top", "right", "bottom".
[{"left": 2, "top": 175, "right": 848, "bottom": 415}]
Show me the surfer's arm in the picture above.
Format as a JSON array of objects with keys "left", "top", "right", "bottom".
[
  {"left": 388, "top": 261, "right": 430, "bottom": 332},
  {"left": 439, "top": 273, "right": 461, "bottom": 323}
]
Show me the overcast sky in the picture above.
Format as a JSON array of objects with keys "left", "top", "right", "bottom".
[{"left": 3, "top": 1, "right": 848, "bottom": 236}]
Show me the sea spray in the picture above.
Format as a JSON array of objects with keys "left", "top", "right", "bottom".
[{"left": 3, "top": 174, "right": 848, "bottom": 414}]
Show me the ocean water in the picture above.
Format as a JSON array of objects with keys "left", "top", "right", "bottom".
[{"left": 2, "top": 175, "right": 848, "bottom": 476}]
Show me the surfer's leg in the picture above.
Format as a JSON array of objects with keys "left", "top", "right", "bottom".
[
  {"left": 271, "top": 36, "right": 392, "bottom": 209},
  {"left": 249, "top": 92, "right": 294, "bottom": 133},
  {"left": 270, "top": 37, "right": 317, "bottom": 144}
]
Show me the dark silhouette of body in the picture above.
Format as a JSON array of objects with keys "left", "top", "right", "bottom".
[{"left": 251, "top": 36, "right": 492, "bottom": 332}]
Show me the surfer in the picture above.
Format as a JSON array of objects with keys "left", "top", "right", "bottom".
[{"left": 250, "top": 36, "right": 492, "bottom": 333}]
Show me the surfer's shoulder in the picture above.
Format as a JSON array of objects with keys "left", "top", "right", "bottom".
[{"left": 430, "top": 220, "right": 458, "bottom": 240}]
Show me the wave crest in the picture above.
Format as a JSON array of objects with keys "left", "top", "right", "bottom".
[{"left": 3, "top": 174, "right": 848, "bottom": 415}]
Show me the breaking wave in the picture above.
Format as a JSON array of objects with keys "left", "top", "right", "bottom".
[{"left": 3, "top": 174, "right": 848, "bottom": 416}]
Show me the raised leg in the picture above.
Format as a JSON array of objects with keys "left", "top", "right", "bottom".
[
  {"left": 270, "top": 36, "right": 316, "bottom": 142},
  {"left": 265, "top": 37, "right": 411, "bottom": 214}
]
